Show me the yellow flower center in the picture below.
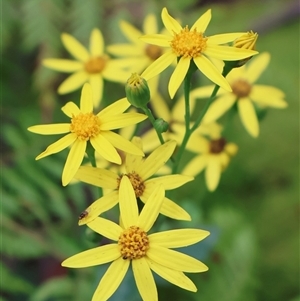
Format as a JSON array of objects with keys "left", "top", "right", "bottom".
[
  {"left": 210, "top": 138, "right": 226, "bottom": 154},
  {"left": 145, "top": 44, "right": 163, "bottom": 60},
  {"left": 170, "top": 26, "right": 208, "bottom": 59},
  {"left": 231, "top": 79, "right": 252, "bottom": 98},
  {"left": 117, "top": 172, "right": 145, "bottom": 198},
  {"left": 118, "top": 226, "right": 149, "bottom": 260},
  {"left": 84, "top": 56, "right": 107, "bottom": 74},
  {"left": 70, "top": 113, "right": 101, "bottom": 141}
]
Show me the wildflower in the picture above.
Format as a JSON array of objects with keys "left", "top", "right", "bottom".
[
  {"left": 28, "top": 83, "right": 147, "bottom": 186},
  {"left": 140, "top": 8, "right": 258, "bottom": 98},
  {"left": 75, "top": 138, "right": 193, "bottom": 223},
  {"left": 43, "top": 28, "right": 132, "bottom": 107},
  {"left": 62, "top": 176, "right": 209, "bottom": 301},
  {"left": 198, "top": 52, "right": 288, "bottom": 137},
  {"left": 182, "top": 126, "right": 238, "bottom": 191}
]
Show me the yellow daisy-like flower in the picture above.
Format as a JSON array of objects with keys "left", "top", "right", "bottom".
[
  {"left": 75, "top": 138, "right": 193, "bottom": 222},
  {"left": 198, "top": 52, "right": 288, "bottom": 137},
  {"left": 28, "top": 83, "right": 147, "bottom": 186},
  {"left": 182, "top": 127, "right": 238, "bottom": 191},
  {"left": 140, "top": 7, "right": 258, "bottom": 98},
  {"left": 62, "top": 176, "right": 209, "bottom": 301},
  {"left": 43, "top": 28, "right": 132, "bottom": 107}
]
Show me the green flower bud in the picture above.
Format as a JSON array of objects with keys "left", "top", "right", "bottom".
[
  {"left": 154, "top": 118, "right": 169, "bottom": 133},
  {"left": 125, "top": 73, "right": 150, "bottom": 109}
]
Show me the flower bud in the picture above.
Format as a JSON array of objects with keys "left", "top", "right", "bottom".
[
  {"left": 125, "top": 73, "right": 150, "bottom": 109},
  {"left": 154, "top": 118, "right": 169, "bottom": 133}
]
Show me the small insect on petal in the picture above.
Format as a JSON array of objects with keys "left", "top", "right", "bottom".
[{"left": 79, "top": 210, "right": 89, "bottom": 220}]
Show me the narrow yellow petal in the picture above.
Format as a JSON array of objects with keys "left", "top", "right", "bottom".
[
  {"left": 35, "top": 133, "right": 76, "bottom": 160},
  {"left": 42, "top": 59, "right": 83, "bottom": 72},
  {"left": 147, "top": 245, "right": 208, "bottom": 273},
  {"left": 132, "top": 258, "right": 158, "bottom": 301},
  {"left": 120, "top": 20, "right": 143, "bottom": 43},
  {"left": 137, "top": 185, "right": 164, "bottom": 232},
  {"left": 225, "top": 143, "right": 238, "bottom": 156},
  {"left": 61, "top": 101, "right": 80, "bottom": 118},
  {"left": 62, "top": 244, "right": 120, "bottom": 268},
  {"left": 97, "top": 98, "right": 130, "bottom": 118},
  {"left": 203, "top": 93, "right": 236, "bottom": 124},
  {"left": 245, "top": 52, "right": 270, "bottom": 83},
  {"left": 75, "top": 166, "right": 118, "bottom": 189},
  {"left": 186, "top": 135, "right": 210, "bottom": 153},
  {"left": 119, "top": 176, "right": 139, "bottom": 228},
  {"left": 101, "top": 131, "right": 144, "bottom": 157},
  {"left": 237, "top": 98, "right": 259, "bottom": 137},
  {"left": 87, "top": 217, "right": 122, "bottom": 240},
  {"left": 28, "top": 124, "right": 70, "bottom": 135},
  {"left": 250, "top": 86, "right": 287, "bottom": 108},
  {"left": 194, "top": 56, "right": 232, "bottom": 91},
  {"left": 89, "top": 74, "right": 103, "bottom": 108},
  {"left": 62, "top": 139, "right": 86, "bottom": 186},
  {"left": 151, "top": 92, "right": 171, "bottom": 122},
  {"left": 100, "top": 113, "right": 147, "bottom": 130},
  {"left": 90, "top": 134, "right": 121, "bottom": 164},
  {"left": 141, "top": 51, "right": 175, "bottom": 81},
  {"left": 138, "top": 140, "right": 176, "bottom": 180},
  {"left": 205, "top": 155, "right": 222, "bottom": 191},
  {"left": 125, "top": 136, "right": 144, "bottom": 173},
  {"left": 149, "top": 229, "right": 210, "bottom": 248},
  {"left": 191, "top": 9, "right": 211, "bottom": 32},
  {"left": 90, "top": 28, "right": 104, "bottom": 57},
  {"left": 139, "top": 34, "right": 171, "bottom": 47},
  {"left": 80, "top": 83, "right": 93, "bottom": 113},
  {"left": 159, "top": 197, "right": 191, "bottom": 221},
  {"left": 182, "top": 155, "right": 207, "bottom": 177},
  {"left": 147, "top": 260, "right": 197, "bottom": 292},
  {"left": 78, "top": 192, "right": 119, "bottom": 225},
  {"left": 61, "top": 33, "right": 90, "bottom": 62},
  {"left": 92, "top": 258, "right": 129, "bottom": 301},
  {"left": 208, "top": 32, "right": 247, "bottom": 44},
  {"left": 145, "top": 175, "right": 193, "bottom": 190},
  {"left": 161, "top": 7, "right": 182, "bottom": 35},
  {"left": 144, "top": 14, "right": 157, "bottom": 35},
  {"left": 107, "top": 44, "right": 143, "bottom": 57},
  {"left": 58, "top": 71, "right": 88, "bottom": 94},
  {"left": 169, "top": 57, "right": 190, "bottom": 99}
]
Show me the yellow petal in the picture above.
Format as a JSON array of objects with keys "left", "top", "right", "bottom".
[
  {"left": 35, "top": 133, "right": 76, "bottom": 160},
  {"left": 42, "top": 59, "right": 83, "bottom": 72},
  {"left": 119, "top": 175, "right": 139, "bottom": 228},
  {"left": 147, "top": 259, "right": 197, "bottom": 292},
  {"left": 89, "top": 75, "right": 103, "bottom": 108},
  {"left": 107, "top": 44, "right": 143, "bottom": 57},
  {"left": 61, "top": 33, "right": 90, "bottom": 62},
  {"left": 149, "top": 229, "right": 209, "bottom": 248},
  {"left": 182, "top": 155, "right": 207, "bottom": 177},
  {"left": 102, "top": 60, "right": 132, "bottom": 82},
  {"left": 90, "top": 134, "right": 121, "bottom": 164},
  {"left": 194, "top": 55, "right": 232, "bottom": 91},
  {"left": 147, "top": 245, "right": 208, "bottom": 273},
  {"left": 100, "top": 113, "right": 147, "bottom": 130},
  {"left": 225, "top": 143, "right": 238, "bottom": 156},
  {"left": 237, "top": 98, "right": 259, "bottom": 137},
  {"left": 87, "top": 217, "right": 122, "bottom": 240},
  {"left": 132, "top": 258, "right": 158, "bottom": 301},
  {"left": 75, "top": 166, "right": 118, "bottom": 189},
  {"left": 145, "top": 175, "right": 193, "bottom": 190},
  {"left": 28, "top": 124, "right": 70, "bottom": 135},
  {"left": 203, "top": 93, "right": 236, "bottom": 124},
  {"left": 208, "top": 32, "right": 247, "bottom": 44},
  {"left": 62, "top": 244, "right": 120, "bottom": 268},
  {"left": 125, "top": 137, "right": 144, "bottom": 172},
  {"left": 90, "top": 28, "right": 104, "bottom": 57},
  {"left": 169, "top": 57, "right": 190, "bottom": 99},
  {"left": 144, "top": 14, "right": 158, "bottom": 35},
  {"left": 139, "top": 34, "right": 171, "bottom": 47},
  {"left": 58, "top": 71, "right": 88, "bottom": 94},
  {"left": 137, "top": 185, "right": 164, "bottom": 232},
  {"left": 245, "top": 52, "right": 270, "bottom": 83},
  {"left": 161, "top": 7, "right": 182, "bottom": 35},
  {"left": 61, "top": 102, "right": 80, "bottom": 118},
  {"left": 92, "top": 258, "right": 130, "bottom": 301},
  {"left": 150, "top": 92, "right": 171, "bottom": 122},
  {"left": 158, "top": 197, "right": 191, "bottom": 221},
  {"left": 205, "top": 155, "right": 222, "bottom": 191},
  {"left": 250, "top": 87, "right": 287, "bottom": 108},
  {"left": 62, "top": 139, "right": 86, "bottom": 186},
  {"left": 97, "top": 98, "right": 130, "bottom": 118},
  {"left": 138, "top": 140, "right": 176, "bottom": 180},
  {"left": 101, "top": 131, "right": 145, "bottom": 157},
  {"left": 186, "top": 135, "right": 210, "bottom": 153},
  {"left": 141, "top": 51, "right": 176, "bottom": 81},
  {"left": 80, "top": 83, "right": 93, "bottom": 113},
  {"left": 191, "top": 9, "right": 211, "bottom": 32},
  {"left": 78, "top": 192, "right": 119, "bottom": 225},
  {"left": 120, "top": 20, "right": 143, "bottom": 43}
]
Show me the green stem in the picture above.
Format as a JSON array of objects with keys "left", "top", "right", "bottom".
[{"left": 142, "top": 106, "right": 165, "bottom": 145}]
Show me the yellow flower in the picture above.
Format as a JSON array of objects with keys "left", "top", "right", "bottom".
[
  {"left": 182, "top": 126, "right": 238, "bottom": 191},
  {"left": 62, "top": 176, "right": 209, "bottom": 301},
  {"left": 43, "top": 28, "right": 132, "bottom": 107},
  {"left": 197, "top": 52, "right": 288, "bottom": 137},
  {"left": 75, "top": 138, "right": 193, "bottom": 222},
  {"left": 28, "top": 83, "right": 147, "bottom": 186},
  {"left": 140, "top": 8, "right": 258, "bottom": 98}
]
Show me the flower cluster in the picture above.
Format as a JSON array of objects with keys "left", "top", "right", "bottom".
[{"left": 28, "top": 6, "right": 287, "bottom": 301}]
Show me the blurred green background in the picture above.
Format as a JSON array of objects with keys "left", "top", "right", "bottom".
[{"left": 1, "top": 0, "right": 299, "bottom": 300}]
